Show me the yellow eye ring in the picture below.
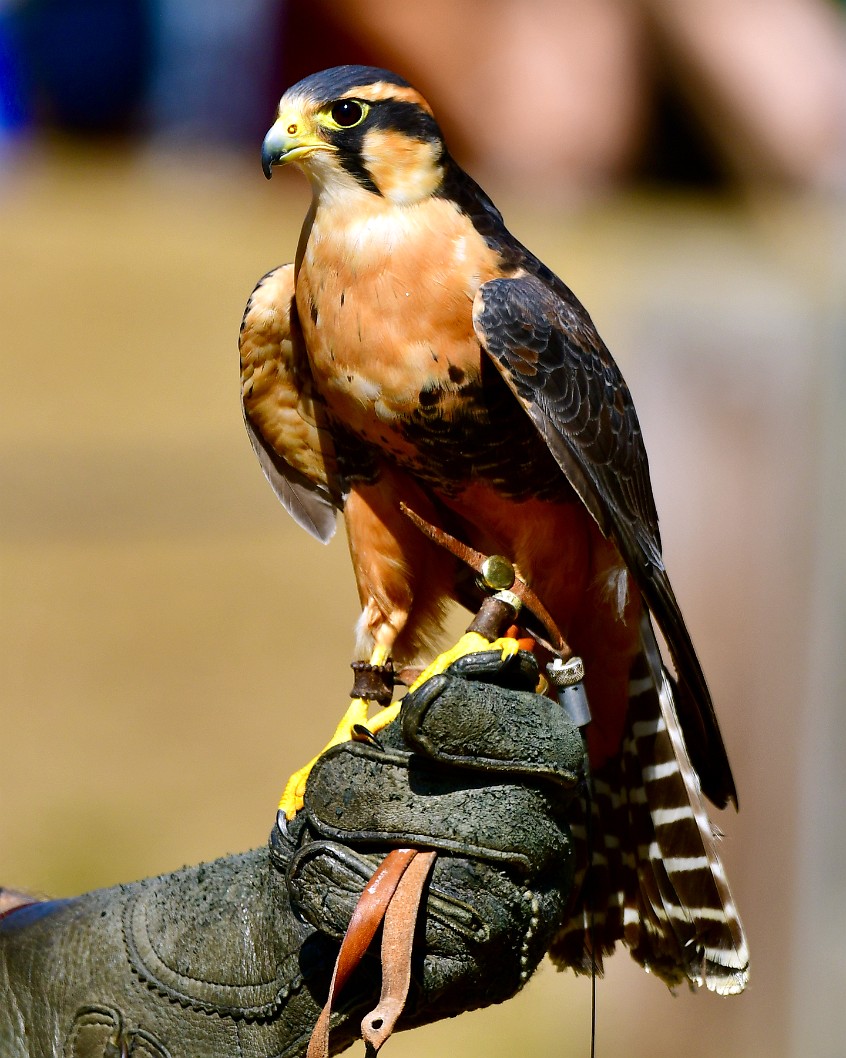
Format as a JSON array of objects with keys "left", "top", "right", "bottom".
[{"left": 323, "top": 98, "right": 369, "bottom": 130}]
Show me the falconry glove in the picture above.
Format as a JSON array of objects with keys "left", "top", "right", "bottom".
[{"left": 0, "top": 651, "right": 583, "bottom": 1058}]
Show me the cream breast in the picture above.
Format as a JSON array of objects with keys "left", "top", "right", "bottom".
[{"left": 295, "top": 194, "right": 501, "bottom": 435}]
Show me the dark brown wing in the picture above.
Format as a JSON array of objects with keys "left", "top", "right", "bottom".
[
  {"left": 240, "top": 264, "right": 343, "bottom": 543},
  {"left": 473, "top": 273, "right": 736, "bottom": 808}
]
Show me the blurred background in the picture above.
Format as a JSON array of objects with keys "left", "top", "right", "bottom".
[{"left": 1, "top": 1, "right": 844, "bottom": 1057}]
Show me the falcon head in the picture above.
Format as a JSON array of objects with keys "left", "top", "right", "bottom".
[{"left": 261, "top": 65, "right": 447, "bottom": 205}]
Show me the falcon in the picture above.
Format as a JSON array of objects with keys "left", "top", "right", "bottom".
[{"left": 240, "top": 65, "right": 748, "bottom": 994}]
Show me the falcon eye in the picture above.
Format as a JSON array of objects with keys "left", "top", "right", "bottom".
[{"left": 330, "top": 99, "right": 365, "bottom": 128}]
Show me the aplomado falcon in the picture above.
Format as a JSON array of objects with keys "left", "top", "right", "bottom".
[{"left": 240, "top": 65, "right": 748, "bottom": 994}]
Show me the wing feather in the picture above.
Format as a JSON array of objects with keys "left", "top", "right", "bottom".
[
  {"left": 240, "top": 264, "right": 343, "bottom": 544},
  {"left": 243, "top": 411, "right": 338, "bottom": 543},
  {"left": 473, "top": 273, "right": 735, "bottom": 808}
]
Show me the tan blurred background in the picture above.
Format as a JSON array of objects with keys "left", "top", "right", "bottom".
[{"left": 1, "top": 2, "right": 845, "bottom": 1057}]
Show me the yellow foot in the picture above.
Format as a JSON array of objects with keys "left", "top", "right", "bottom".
[
  {"left": 408, "top": 632, "right": 521, "bottom": 694},
  {"left": 279, "top": 697, "right": 402, "bottom": 820}
]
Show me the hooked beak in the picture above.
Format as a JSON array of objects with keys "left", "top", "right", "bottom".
[{"left": 261, "top": 118, "right": 329, "bottom": 179}]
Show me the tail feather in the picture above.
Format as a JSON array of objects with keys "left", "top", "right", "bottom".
[{"left": 550, "top": 617, "right": 748, "bottom": 994}]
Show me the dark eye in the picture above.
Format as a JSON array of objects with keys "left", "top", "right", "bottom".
[{"left": 330, "top": 99, "right": 364, "bottom": 128}]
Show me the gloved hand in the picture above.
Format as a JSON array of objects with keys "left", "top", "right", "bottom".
[{"left": 0, "top": 650, "right": 583, "bottom": 1058}]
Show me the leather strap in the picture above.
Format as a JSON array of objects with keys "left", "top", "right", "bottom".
[
  {"left": 307, "top": 848, "right": 418, "bottom": 1058},
  {"left": 361, "top": 851, "right": 437, "bottom": 1052}
]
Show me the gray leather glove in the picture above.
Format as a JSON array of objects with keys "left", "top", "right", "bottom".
[{"left": 0, "top": 651, "right": 583, "bottom": 1057}]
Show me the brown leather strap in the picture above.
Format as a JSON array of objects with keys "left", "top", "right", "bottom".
[
  {"left": 361, "top": 850, "right": 437, "bottom": 1052},
  {"left": 307, "top": 848, "right": 419, "bottom": 1058},
  {"left": 398, "top": 502, "right": 569, "bottom": 655},
  {"left": 350, "top": 661, "right": 395, "bottom": 704}
]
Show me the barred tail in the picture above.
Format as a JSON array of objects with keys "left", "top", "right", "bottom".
[{"left": 550, "top": 615, "right": 749, "bottom": 995}]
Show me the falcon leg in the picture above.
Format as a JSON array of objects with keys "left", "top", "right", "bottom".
[
  {"left": 279, "top": 644, "right": 400, "bottom": 819},
  {"left": 279, "top": 630, "right": 522, "bottom": 818}
]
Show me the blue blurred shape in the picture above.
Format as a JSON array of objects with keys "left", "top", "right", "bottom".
[
  {"left": 0, "top": 4, "right": 30, "bottom": 140},
  {"left": 15, "top": 0, "right": 152, "bottom": 133}
]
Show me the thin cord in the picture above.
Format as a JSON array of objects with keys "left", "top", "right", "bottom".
[
  {"left": 590, "top": 946, "right": 596, "bottom": 1058},
  {"left": 583, "top": 744, "right": 597, "bottom": 1058}
]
